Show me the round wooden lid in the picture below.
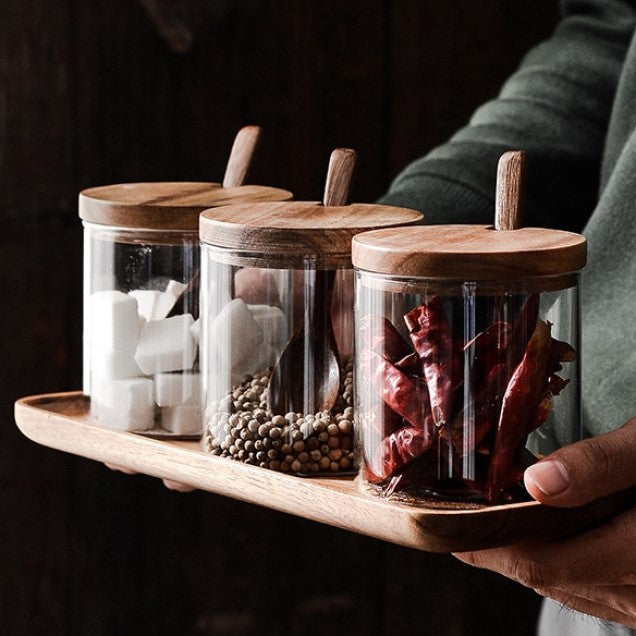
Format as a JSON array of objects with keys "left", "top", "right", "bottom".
[
  {"left": 79, "top": 182, "right": 293, "bottom": 231},
  {"left": 199, "top": 201, "right": 423, "bottom": 261},
  {"left": 352, "top": 225, "right": 587, "bottom": 280}
]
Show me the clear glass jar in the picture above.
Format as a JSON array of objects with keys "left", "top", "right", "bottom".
[
  {"left": 199, "top": 201, "right": 422, "bottom": 473},
  {"left": 80, "top": 182, "right": 291, "bottom": 437},
  {"left": 83, "top": 224, "right": 201, "bottom": 435},
  {"left": 352, "top": 225, "right": 587, "bottom": 504}
]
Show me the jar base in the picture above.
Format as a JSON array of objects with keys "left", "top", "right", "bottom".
[
  {"left": 134, "top": 428, "right": 201, "bottom": 441},
  {"left": 356, "top": 475, "right": 532, "bottom": 509}
]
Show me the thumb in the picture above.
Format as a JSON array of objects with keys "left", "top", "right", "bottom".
[{"left": 524, "top": 416, "right": 636, "bottom": 507}]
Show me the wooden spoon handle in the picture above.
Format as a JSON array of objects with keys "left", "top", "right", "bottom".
[
  {"left": 323, "top": 148, "right": 357, "bottom": 206},
  {"left": 495, "top": 150, "right": 527, "bottom": 230},
  {"left": 222, "top": 125, "right": 262, "bottom": 188}
]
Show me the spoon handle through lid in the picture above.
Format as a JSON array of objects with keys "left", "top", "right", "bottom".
[
  {"left": 323, "top": 148, "right": 357, "bottom": 206},
  {"left": 222, "top": 125, "right": 262, "bottom": 188},
  {"left": 495, "top": 150, "right": 527, "bottom": 231}
]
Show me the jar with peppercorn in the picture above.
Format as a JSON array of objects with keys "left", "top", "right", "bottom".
[
  {"left": 352, "top": 151, "right": 587, "bottom": 504},
  {"left": 198, "top": 149, "right": 422, "bottom": 475},
  {"left": 81, "top": 127, "right": 292, "bottom": 438}
]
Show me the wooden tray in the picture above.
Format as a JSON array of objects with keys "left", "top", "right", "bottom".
[{"left": 14, "top": 391, "right": 631, "bottom": 553}]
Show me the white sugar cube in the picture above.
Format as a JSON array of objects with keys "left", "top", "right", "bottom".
[
  {"left": 208, "top": 299, "right": 263, "bottom": 372},
  {"left": 89, "top": 291, "right": 141, "bottom": 352},
  {"left": 253, "top": 342, "right": 278, "bottom": 374},
  {"left": 165, "top": 279, "right": 186, "bottom": 297},
  {"left": 155, "top": 372, "right": 200, "bottom": 407},
  {"left": 128, "top": 289, "right": 177, "bottom": 321},
  {"left": 135, "top": 314, "right": 197, "bottom": 375},
  {"left": 247, "top": 304, "right": 287, "bottom": 351},
  {"left": 91, "top": 346, "right": 143, "bottom": 380},
  {"left": 229, "top": 342, "right": 277, "bottom": 385},
  {"left": 205, "top": 350, "right": 232, "bottom": 403},
  {"left": 91, "top": 378, "right": 155, "bottom": 431},
  {"left": 190, "top": 318, "right": 200, "bottom": 343},
  {"left": 161, "top": 404, "right": 201, "bottom": 436}
]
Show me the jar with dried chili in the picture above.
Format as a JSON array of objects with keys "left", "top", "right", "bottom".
[
  {"left": 198, "top": 149, "right": 422, "bottom": 475},
  {"left": 352, "top": 152, "right": 587, "bottom": 504}
]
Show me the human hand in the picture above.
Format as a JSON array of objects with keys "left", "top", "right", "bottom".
[
  {"left": 104, "top": 463, "right": 196, "bottom": 492},
  {"left": 454, "top": 417, "right": 636, "bottom": 628}
]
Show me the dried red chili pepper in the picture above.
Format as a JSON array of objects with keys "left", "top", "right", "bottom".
[
  {"left": 492, "top": 446, "right": 541, "bottom": 501},
  {"left": 360, "top": 314, "right": 412, "bottom": 361},
  {"left": 445, "top": 361, "right": 509, "bottom": 454},
  {"left": 527, "top": 391, "right": 554, "bottom": 434},
  {"left": 381, "top": 451, "right": 442, "bottom": 495},
  {"left": 395, "top": 352, "right": 419, "bottom": 375},
  {"left": 464, "top": 321, "right": 512, "bottom": 385},
  {"left": 543, "top": 336, "right": 575, "bottom": 400},
  {"left": 359, "top": 348, "right": 431, "bottom": 429},
  {"left": 361, "top": 402, "right": 404, "bottom": 468},
  {"left": 367, "top": 425, "right": 433, "bottom": 482},
  {"left": 547, "top": 373, "right": 569, "bottom": 396},
  {"left": 370, "top": 402, "right": 403, "bottom": 436},
  {"left": 404, "top": 297, "right": 462, "bottom": 427},
  {"left": 549, "top": 337, "right": 576, "bottom": 364},
  {"left": 487, "top": 319, "right": 552, "bottom": 503},
  {"left": 484, "top": 331, "right": 576, "bottom": 501},
  {"left": 507, "top": 293, "right": 540, "bottom": 366},
  {"left": 449, "top": 320, "right": 513, "bottom": 457},
  {"left": 547, "top": 338, "right": 576, "bottom": 376},
  {"left": 524, "top": 347, "right": 573, "bottom": 434}
]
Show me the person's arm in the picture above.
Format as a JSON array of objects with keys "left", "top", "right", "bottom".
[
  {"left": 379, "top": 0, "right": 636, "bottom": 232},
  {"left": 454, "top": 417, "right": 636, "bottom": 628}
]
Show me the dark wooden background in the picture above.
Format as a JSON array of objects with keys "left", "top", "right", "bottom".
[{"left": 1, "top": 1, "right": 559, "bottom": 634}]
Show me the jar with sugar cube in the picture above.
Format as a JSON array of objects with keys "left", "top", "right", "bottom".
[
  {"left": 81, "top": 127, "right": 292, "bottom": 437},
  {"left": 198, "top": 148, "right": 422, "bottom": 474},
  {"left": 352, "top": 151, "right": 587, "bottom": 505}
]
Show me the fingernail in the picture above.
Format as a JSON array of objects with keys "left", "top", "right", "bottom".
[{"left": 525, "top": 460, "right": 570, "bottom": 496}]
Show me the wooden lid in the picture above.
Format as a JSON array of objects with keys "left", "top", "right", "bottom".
[
  {"left": 79, "top": 182, "right": 293, "bottom": 231},
  {"left": 352, "top": 225, "right": 587, "bottom": 280},
  {"left": 199, "top": 201, "right": 423, "bottom": 263}
]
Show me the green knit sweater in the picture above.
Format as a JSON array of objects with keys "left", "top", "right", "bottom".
[{"left": 379, "top": 0, "right": 636, "bottom": 441}]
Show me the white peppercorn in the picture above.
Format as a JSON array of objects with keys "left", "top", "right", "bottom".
[{"left": 205, "top": 357, "right": 356, "bottom": 475}]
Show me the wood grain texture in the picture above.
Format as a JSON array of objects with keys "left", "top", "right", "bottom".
[
  {"left": 16, "top": 392, "right": 633, "bottom": 554},
  {"left": 352, "top": 225, "right": 587, "bottom": 281},
  {"left": 323, "top": 148, "right": 357, "bottom": 206},
  {"left": 79, "top": 182, "right": 292, "bottom": 230},
  {"left": 1, "top": 2, "right": 560, "bottom": 633},
  {"left": 496, "top": 150, "right": 527, "bottom": 231},
  {"left": 222, "top": 125, "right": 262, "bottom": 188},
  {"left": 199, "top": 201, "right": 422, "bottom": 262}
]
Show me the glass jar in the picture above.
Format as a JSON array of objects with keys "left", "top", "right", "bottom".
[
  {"left": 81, "top": 181, "right": 291, "bottom": 437},
  {"left": 199, "top": 201, "right": 422, "bottom": 473},
  {"left": 352, "top": 224, "right": 587, "bottom": 504}
]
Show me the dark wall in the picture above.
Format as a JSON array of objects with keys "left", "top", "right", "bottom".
[{"left": 1, "top": 1, "right": 559, "bottom": 634}]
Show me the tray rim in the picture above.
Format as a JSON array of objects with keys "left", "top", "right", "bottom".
[{"left": 16, "top": 391, "right": 623, "bottom": 553}]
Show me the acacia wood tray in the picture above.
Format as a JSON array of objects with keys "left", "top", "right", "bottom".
[{"left": 14, "top": 391, "right": 631, "bottom": 553}]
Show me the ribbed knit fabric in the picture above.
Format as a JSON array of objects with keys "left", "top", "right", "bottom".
[
  {"left": 378, "top": 1, "right": 636, "bottom": 633},
  {"left": 378, "top": 0, "right": 636, "bottom": 440}
]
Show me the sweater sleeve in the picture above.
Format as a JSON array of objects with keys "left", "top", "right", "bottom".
[{"left": 378, "top": 0, "right": 636, "bottom": 233}]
